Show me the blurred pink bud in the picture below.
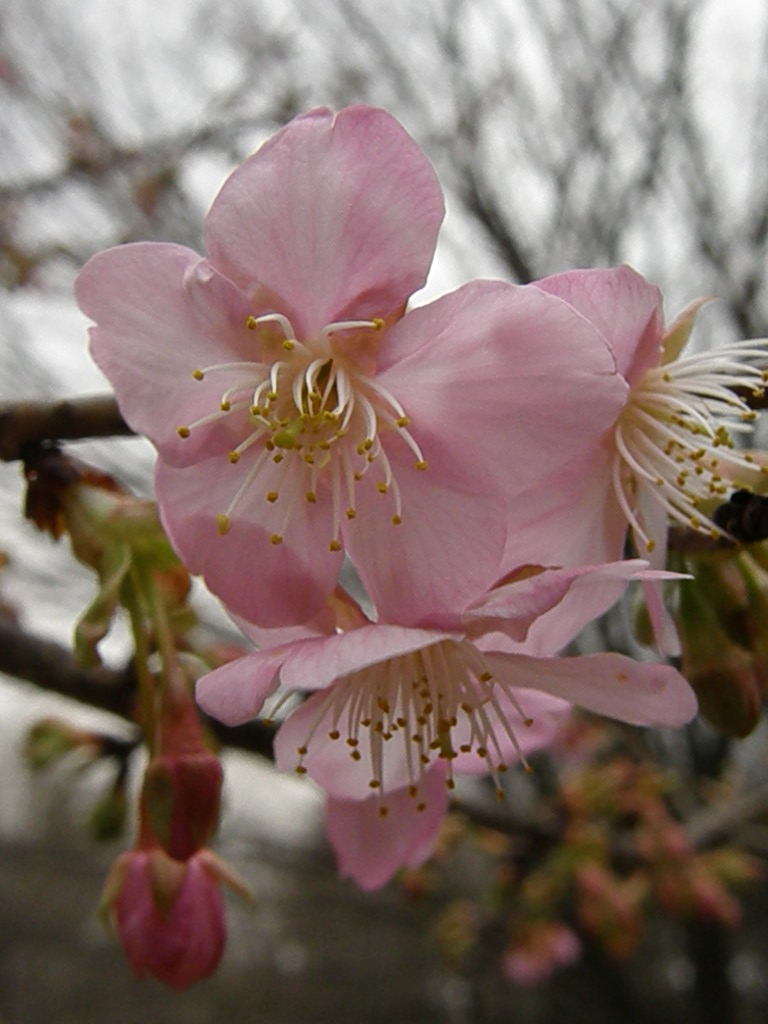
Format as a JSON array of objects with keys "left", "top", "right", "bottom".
[
  {"left": 503, "top": 922, "right": 582, "bottom": 986},
  {"left": 101, "top": 848, "right": 227, "bottom": 989},
  {"left": 690, "top": 870, "right": 742, "bottom": 928}
]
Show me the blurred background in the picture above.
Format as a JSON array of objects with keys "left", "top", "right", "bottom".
[{"left": 1, "top": 0, "right": 767, "bottom": 1021}]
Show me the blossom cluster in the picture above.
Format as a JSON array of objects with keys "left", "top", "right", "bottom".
[{"left": 75, "top": 105, "right": 768, "bottom": 980}]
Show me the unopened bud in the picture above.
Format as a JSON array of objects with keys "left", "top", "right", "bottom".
[
  {"left": 24, "top": 717, "right": 98, "bottom": 769},
  {"left": 101, "top": 847, "right": 233, "bottom": 989},
  {"left": 140, "top": 751, "right": 223, "bottom": 861},
  {"left": 677, "top": 571, "right": 761, "bottom": 737}
]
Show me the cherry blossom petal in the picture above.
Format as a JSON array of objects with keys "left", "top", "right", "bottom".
[
  {"left": 464, "top": 559, "right": 660, "bottom": 642},
  {"left": 482, "top": 651, "right": 697, "bottom": 727},
  {"left": 375, "top": 280, "right": 628, "bottom": 520},
  {"left": 325, "top": 768, "right": 448, "bottom": 890},
  {"left": 470, "top": 560, "right": 686, "bottom": 657},
  {"left": 343, "top": 456, "right": 505, "bottom": 627},
  {"left": 77, "top": 245, "right": 254, "bottom": 465},
  {"left": 233, "top": 587, "right": 354, "bottom": 649},
  {"left": 204, "top": 106, "right": 444, "bottom": 339},
  {"left": 155, "top": 457, "right": 342, "bottom": 627},
  {"left": 195, "top": 649, "right": 288, "bottom": 726},
  {"left": 642, "top": 577, "right": 682, "bottom": 658},
  {"left": 534, "top": 266, "right": 664, "bottom": 384},
  {"left": 501, "top": 442, "right": 625, "bottom": 570},
  {"left": 278, "top": 623, "right": 453, "bottom": 692}
]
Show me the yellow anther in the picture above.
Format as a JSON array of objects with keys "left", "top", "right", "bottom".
[
  {"left": 294, "top": 765, "right": 307, "bottom": 775},
  {"left": 270, "top": 534, "right": 283, "bottom": 545},
  {"left": 377, "top": 482, "right": 388, "bottom": 494},
  {"left": 371, "top": 317, "right": 384, "bottom": 330},
  {"left": 305, "top": 491, "right": 317, "bottom": 503},
  {"left": 228, "top": 451, "right": 240, "bottom": 464},
  {"left": 415, "top": 460, "right": 428, "bottom": 471},
  {"left": 192, "top": 369, "right": 205, "bottom": 381},
  {"left": 216, "top": 514, "right": 231, "bottom": 535},
  {"left": 266, "top": 491, "right": 278, "bottom": 503},
  {"left": 345, "top": 508, "right": 356, "bottom": 520},
  {"left": 396, "top": 415, "right": 409, "bottom": 427},
  {"left": 329, "top": 539, "right": 342, "bottom": 552},
  {"left": 176, "top": 426, "right": 190, "bottom": 438},
  {"left": 282, "top": 339, "right": 295, "bottom": 351},
  {"left": 391, "top": 514, "right": 402, "bottom": 526},
  {"left": 246, "top": 315, "right": 257, "bottom": 330},
  {"left": 378, "top": 805, "right": 389, "bottom": 818}
]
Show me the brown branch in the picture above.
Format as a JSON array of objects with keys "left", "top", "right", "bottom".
[
  {"left": 0, "top": 614, "right": 275, "bottom": 759},
  {"left": 0, "top": 614, "right": 136, "bottom": 717},
  {"left": 0, "top": 395, "right": 132, "bottom": 462},
  {"left": 684, "top": 780, "right": 768, "bottom": 853}
]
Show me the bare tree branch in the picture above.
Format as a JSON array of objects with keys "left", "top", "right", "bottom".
[
  {"left": 0, "top": 613, "right": 136, "bottom": 717},
  {"left": 0, "top": 613, "right": 276, "bottom": 759},
  {"left": 0, "top": 394, "right": 131, "bottom": 461}
]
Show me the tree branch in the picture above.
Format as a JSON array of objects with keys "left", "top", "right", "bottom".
[
  {"left": 0, "top": 614, "right": 136, "bottom": 717},
  {"left": 0, "top": 395, "right": 132, "bottom": 462},
  {"left": 0, "top": 614, "right": 275, "bottom": 759}
]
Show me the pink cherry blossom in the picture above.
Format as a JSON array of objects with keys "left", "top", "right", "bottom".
[
  {"left": 77, "top": 105, "right": 626, "bottom": 628},
  {"left": 196, "top": 562, "right": 697, "bottom": 888},
  {"left": 103, "top": 849, "right": 226, "bottom": 989},
  {"left": 513, "top": 266, "right": 768, "bottom": 571}
]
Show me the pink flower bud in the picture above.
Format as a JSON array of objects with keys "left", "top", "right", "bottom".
[
  {"left": 141, "top": 751, "right": 223, "bottom": 861},
  {"left": 503, "top": 922, "right": 581, "bottom": 987},
  {"left": 102, "top": 849, "right": 226, "bottom": 989}
]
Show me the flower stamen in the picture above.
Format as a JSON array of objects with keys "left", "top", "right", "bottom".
[
  {"left": 178, "top": 310, "right": 425, "bottom": 548},
  {"left": 613, "top": 339, "right": 768, "bottom": 551},
  {"left": 289, "top": 639, "right": 533, "bottom": 803}
]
